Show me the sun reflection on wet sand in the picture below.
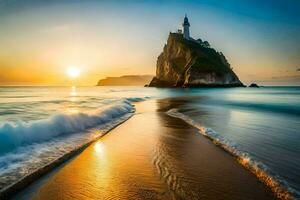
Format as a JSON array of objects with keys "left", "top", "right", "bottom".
[
  {"left": 94, "top": 142, "right": 105, "bottom": 156},
  {"left": 31, "top": 101, "right": 169, "bottom": 200},
  {"left": 30, "top": 100, "right": 275, "bottom": 200}
]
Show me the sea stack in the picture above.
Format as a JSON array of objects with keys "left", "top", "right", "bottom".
[
  {"left": 148, "top": 15, "right": 244, "bottom": 87},
  {"left": 249, "top": 83, "right": 259, "bottom": 88}
]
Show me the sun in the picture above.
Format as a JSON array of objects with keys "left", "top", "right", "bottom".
[{"left": 67, "top": 67, "right": 80, "bottom": 79}]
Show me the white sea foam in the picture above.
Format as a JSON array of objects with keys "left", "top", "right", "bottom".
[
  {"left": 124, "top": 97, "right": 150, "bottom": 102},
  {"left": 0, "top": 99, "right": 139, "bottom": 191},
  {"left": 166, "top": 108, "right": 298, "bottom": 200},
  {"left": 0, "top": 100, "right": 134, "bottom": 154}
]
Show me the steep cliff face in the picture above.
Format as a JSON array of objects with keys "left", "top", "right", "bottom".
[{"left": 148, "top": 33, "right": 244, "bottom": 87}]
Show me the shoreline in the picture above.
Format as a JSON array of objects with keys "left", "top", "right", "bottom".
[
  {"left": 14, "top": 99, "right": 277, "bottom": 200},
  {"left": 167, "top": 108, "right": 294, "bottom": 200},
  {"left": 0, "top": 113, "right": 134, "bottom": 200}
]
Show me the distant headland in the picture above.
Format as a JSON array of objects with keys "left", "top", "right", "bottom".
[
  {"left": 147, "top": 15, "right": 244, "bottom": 88},
  {"left": 97, "top": 75, "right": 153, "bottom": 86}
]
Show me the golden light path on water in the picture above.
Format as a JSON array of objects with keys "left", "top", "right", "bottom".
[{"left": 67, "top": 86, "right": 79, "bottom": 114}]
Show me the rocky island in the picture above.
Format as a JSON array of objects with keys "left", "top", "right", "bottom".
[
  {"left": 148, "top": 16, "right": 244, "bottom": 87},
  {"left": 249, "top": 83, "right": 259, "bottom": 88}
]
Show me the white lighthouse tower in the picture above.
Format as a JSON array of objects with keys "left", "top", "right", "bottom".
[{"left": 183, "top": 14, "right": 190, "bottom": 40}]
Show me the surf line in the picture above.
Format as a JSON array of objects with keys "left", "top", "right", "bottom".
[
  {"left": 0, "top": 111, "right": 135, "bottom": 200},
  {"left": 166, "top": 108, "right": 295, "bottom": 200}
]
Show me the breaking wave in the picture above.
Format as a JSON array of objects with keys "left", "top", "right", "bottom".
[
  {"left": 0, "top": 99, "right": 135, "bottom": 154},
  {"left": 166, "top": 108, "right": 298, "bottom": 200}
]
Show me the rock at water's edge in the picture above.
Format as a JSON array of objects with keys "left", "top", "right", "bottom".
[
  {"left": 148, "top": 33, "right": 244, "bottom": 88},
  {"left": 249, "top": 83, "right": 259, "bottom": 88}
]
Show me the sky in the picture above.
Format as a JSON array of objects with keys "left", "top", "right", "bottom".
[{"left": 0, "top": 0, "right": 300, "bottom": 86}]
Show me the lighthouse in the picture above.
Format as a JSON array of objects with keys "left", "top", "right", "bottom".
[{"left": 183, "top": 14, "right": 190, "bottom": 40}]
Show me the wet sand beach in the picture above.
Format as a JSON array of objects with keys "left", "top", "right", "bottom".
[{"left": 15, "top": 99, "right": 276, "bottom": 200}]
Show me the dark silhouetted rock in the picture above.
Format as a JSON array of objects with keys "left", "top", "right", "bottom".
[{"left": 249, "top": 83, "right": 259, "bottom": 88}]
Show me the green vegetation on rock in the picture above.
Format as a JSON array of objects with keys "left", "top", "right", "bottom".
[{"left": 148, "top": 33, "right": 244, "bottom": 87}]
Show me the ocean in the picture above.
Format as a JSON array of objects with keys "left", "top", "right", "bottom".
[{"left": 0, "top": 86, "right": 299, "bottom": 199}]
